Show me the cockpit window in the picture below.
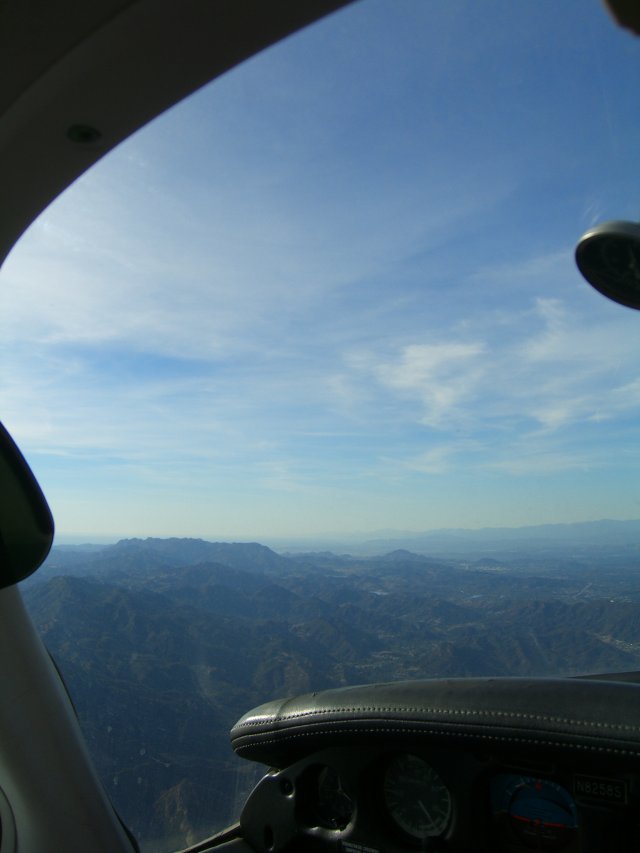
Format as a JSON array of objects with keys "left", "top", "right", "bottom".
[{"left": 6, "top": 1, "right": 640, "bottom": 849}]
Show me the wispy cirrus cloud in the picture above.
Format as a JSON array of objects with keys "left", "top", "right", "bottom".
[
  {"left": 374, "top": 341, "right": 486, "bottom": 428},
  {"left": 396, "top": 439, "right": 485, "bottom": 476},
  {"left": 322, "top": 275, "right": 640, "bottom": 484}
]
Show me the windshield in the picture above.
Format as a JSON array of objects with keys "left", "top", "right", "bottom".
[{"left": 5, "top": 1, "right": 640, "bottom": 850}]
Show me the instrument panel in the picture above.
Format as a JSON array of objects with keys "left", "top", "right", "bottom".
[{"left": 239, "top": 743, "right": 640, "bottom": 852}]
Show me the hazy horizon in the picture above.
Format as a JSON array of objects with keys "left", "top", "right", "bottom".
[{"left": 50, "top": 516, "right": 640, "bottom": 552}]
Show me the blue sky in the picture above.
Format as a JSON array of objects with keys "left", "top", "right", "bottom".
[{"left": 2, "top": 0, "right": 640, "bottom": 542}]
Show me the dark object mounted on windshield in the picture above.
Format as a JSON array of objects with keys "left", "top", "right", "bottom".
[
  {"left": 603, "top": 0, "right": 640, "bottom": 37},
  {"left": 575, "top": 220, "right": 640, "bottom": 309},
  {"left": 0, "top": 421, "right": 54, "bottom": 588}
]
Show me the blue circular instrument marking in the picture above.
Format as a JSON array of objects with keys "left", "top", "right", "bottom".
[{"left": 491, "top": 775, "right": 578, "bottom": 850}]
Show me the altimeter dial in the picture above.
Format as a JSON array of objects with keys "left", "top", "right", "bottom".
[{"left": 383, "top": 753, "right": 452, "bottom": 841}]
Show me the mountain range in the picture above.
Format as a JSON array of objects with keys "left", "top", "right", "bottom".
[{"left": 21, "top": 528, "right": 640, "bottom": 850}]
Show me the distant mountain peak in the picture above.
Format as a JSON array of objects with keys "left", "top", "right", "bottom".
[
  {"left": 108, "top": 537, "right": 293, "bottom": 573},
  {"left": 378, "top": 549, "right": 425, "bottom": 562}
]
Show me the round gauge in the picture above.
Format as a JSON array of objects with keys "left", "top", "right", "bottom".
[
  {"left": 298, "top": 764, "right": 354, "bottom": 831},
  {"left": 383, "top": 753, "right": 452, "bottom": 841},
  {"left": 315, "top": 766, "right": 354, "bottom": 830},
  {"left": 491, "top": 774, "right": 578, "bottom": 851}
]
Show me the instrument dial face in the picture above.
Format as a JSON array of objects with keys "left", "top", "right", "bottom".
[
  {"left": 383, "top": 753, "right": 452, "bottom": 841},
  {"left": 298, "top": 764, "right": 354, "bottom": 831},
  {"left": 315, "top": 765, "right": 354, "bottom": 830},
  {"left": 491, "top": 774, "right": 578, "bottom": 851}
]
